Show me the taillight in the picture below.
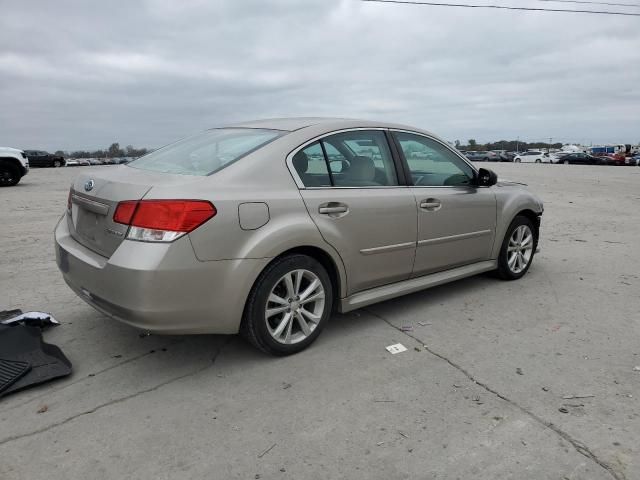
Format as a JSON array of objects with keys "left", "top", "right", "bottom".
[
  {"left": 112, "top": 200, "right": 137, "bottom": 225},
  {"left": 113, "top": 200, "right": 216, "bottom": 242}
]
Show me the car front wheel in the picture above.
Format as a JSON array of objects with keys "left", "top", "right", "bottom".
[
  {"left": 0, "top": 162, "right": 20, "bottom": 186},
  {"left": 241, "top": 254, "right": 333, "bottom": 355},
  {"left": 496, "top": 216, "right": 537, "bottom": 280}
]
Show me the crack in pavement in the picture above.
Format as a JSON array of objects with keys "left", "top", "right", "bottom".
[
  {"left": 366, "top": 309, "right": 625, "bottom": 480},
  {"left": 0, "top": 337, "right": 230, "bottom": 447},
  {"left": 0, "top": 339, "right": 185, "bottom": 415}
]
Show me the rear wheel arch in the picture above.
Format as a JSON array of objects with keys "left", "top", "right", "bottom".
[
  {"left": 270, "top": 246, "right": 344, "bottom": 308},
  {"left": 239, "top": 247, "right": 341, "bottom": 355},
  {"left": 240, "top": 245, "right": 344, "bottom": 324}
]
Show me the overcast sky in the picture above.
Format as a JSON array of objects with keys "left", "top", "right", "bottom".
[{"left": 1, "top": 0, "right": 639, "bottom": 150}]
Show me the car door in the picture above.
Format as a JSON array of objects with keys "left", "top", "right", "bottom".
[
  {"left": 391, "top": 131, "right": 497, "bottom": 277},
  {"left": 291, "top": 130, "right": 417, "bottom": 294},
  {"left": 25, "top": 151, "right": 38, "bottom": 167}
]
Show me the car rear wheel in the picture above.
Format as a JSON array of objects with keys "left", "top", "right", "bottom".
[
  {"left": 535, "top": 159, "right": 541, "bottom": 163},
  {"left": 0, "top": 162, "right": 20, "bottom": 187},
  {"left": 496, "top": 216, "right": 537, "bottom": 280},
  {"left": 241, "top": 254, "right": 333, "bottom": 356},
  {"left": 53, "top": 160, "right": 62, "bottom": 167}
]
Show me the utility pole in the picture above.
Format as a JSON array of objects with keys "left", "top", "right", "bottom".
[
  {"left": 516, "top": 136, "right": 519, "bottom": 153},
  {"left": 549, "top": 137, "right": 552, "bottom": 153}
]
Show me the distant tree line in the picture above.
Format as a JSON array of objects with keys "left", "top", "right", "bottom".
[
  {"left": 54, "top": 143, "right": 150, "bottom": 159},
  {"left": 455, "top": 139, "right": 563, "bottom": 152}
]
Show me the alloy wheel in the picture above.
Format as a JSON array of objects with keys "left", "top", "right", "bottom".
[
  {"left": 507, "top": 225, "right": 534, "bottom": 274},
  {"left": 265, "top": 269, "right": 325, "bottom": 345}
]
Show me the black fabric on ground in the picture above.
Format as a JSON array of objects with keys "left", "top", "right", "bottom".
[
  {"left": 0, "top": 309, "right": 23, "bottom": 321},
  {"left": 0, "top": 325, "right": 72, "bottom": 397},
  {"left": 0, "top": 359, "right": 31, "bottom": 394}
]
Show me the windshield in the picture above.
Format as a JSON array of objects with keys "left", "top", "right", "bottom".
[{"left": 128, "top": 128, "right": 283, "bottom": 176}]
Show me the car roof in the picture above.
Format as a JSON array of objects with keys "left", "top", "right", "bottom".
[{"left": 225, "top": 117, "right": 437, "bottom": 135}]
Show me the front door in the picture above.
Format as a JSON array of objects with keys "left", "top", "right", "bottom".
[
  {"left": 391, "top": 131, "right": 497, "bottom": 276},
  {"left": 292, "top": 130, "right": 417, "bottom": 294}
]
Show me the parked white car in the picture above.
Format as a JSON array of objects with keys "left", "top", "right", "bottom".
[
  {"left": 0, "top": 147, "right": 29, "bottom": 186},
  {"left": 514, "top": 151, "right": 551, "bottom": 164}
]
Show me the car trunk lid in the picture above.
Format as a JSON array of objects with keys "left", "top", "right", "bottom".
[{"left": 68, "top": 167, "right": 204, "bottom": 258}]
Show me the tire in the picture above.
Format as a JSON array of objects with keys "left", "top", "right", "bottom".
[
  {"left": 515, "top": 159, "right": 521, "bottom": 163},
  {"left": 241, "top": 254, "right": 333, "bottom": 356},
  {"left": 563, "top": 160, "right": 569, "bottom": 165},
  {"left": 535, "top": 159, "right": 541, "bottom": 163},
  {"left": 53, "top": 160, "right": 62, "bottom": 167},
  {"left": 0, "top": 162, "right": 20, "bottom": 187},
  {"left": 496, "top": 215, "right": 537, "bottom": 280}
]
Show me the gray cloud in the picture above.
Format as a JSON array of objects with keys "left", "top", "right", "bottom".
[{"left": 1, "top": 0, "right": 639, "bottom": 150}]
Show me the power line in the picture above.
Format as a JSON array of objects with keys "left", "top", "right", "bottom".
[
  {"left": 361, "top": 0, "right": 640, "bottom": 16},
  {"left": 538, "top": 0, "right": 640, "bottom": 8}
]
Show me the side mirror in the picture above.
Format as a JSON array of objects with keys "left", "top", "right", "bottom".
[{"left": 476, "top": 168, "right": 497, "bottom": 187}]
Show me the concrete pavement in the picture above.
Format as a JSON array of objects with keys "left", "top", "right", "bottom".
[{"left": 1, "top": 164, "right": 638, "bottom": 479}]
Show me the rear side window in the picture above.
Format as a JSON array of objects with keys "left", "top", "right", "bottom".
[
  {"left": 292, "top": 142, "right": 332, "bottom": 187},
  {"left": 129, "top": 128, "right": 283, "bottom": 176},
  {"left": 291, "top": 130, "right": 399, "bottom": 188}
]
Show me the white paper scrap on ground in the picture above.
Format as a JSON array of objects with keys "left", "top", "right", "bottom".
[{"left": 386, "top": 343, "right": 407, "bottom": 354}]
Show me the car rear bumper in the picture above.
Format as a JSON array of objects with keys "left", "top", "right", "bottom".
[{"left": 54, "top": 214, "right": 270, "bottom": 334}]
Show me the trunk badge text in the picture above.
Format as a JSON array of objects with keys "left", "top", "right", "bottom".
[
  {"left": 84, "top": 179, "right": 95, "bottom": 192},
  {"left": 105, "top": 228, "right": 124, "bottom": 237}
]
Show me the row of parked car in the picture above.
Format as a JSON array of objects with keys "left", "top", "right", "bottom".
[
  {"left": 66, "top": 157, "right": 133, "bottom": 166},
  {"left": 0, "top": 147, "right": 136, "bottom": 186},
  {"left": 463, "top": 150, "right": 640, "bottom": 166}
]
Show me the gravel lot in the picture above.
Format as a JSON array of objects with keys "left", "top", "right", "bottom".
[{"left": 1, "top": 164, "right": 639, "bottom": 480}]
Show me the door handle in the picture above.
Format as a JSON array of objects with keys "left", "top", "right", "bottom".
[
  {"left": 318, "top": 203, "right": 348, "bottom": 215},
  {"left": 420, "top": 198, "right": 441, "bottom": 211},
  {"left": 319, "top": 206, "right": 348, "bottom": 214}
]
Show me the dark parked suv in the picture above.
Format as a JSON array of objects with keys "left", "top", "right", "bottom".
[{"left": 24, "top": 150, "right": 66, "bottom": 168}]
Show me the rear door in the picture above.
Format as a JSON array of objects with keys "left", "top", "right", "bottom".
[
  {"left": 291, "top": 129, "right": 417, "bottom": 294},
  {"left": 391, "top": 131, "right": 497, "bottom": 277}
]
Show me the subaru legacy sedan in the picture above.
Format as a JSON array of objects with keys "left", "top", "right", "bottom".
[{"left": 55, "top": 118, "right": 543, "bottom": 355}]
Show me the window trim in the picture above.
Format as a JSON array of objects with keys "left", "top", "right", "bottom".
[
  {"left": 389, "top": 129, "right": 480, "bottom": 189},
  {"left": 286, "top": 127, "right": 408, "bottom": 190}
]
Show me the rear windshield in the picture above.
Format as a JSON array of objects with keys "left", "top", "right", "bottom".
[{"left": 128, "top": 128, "right": 283, "bottom": 176}]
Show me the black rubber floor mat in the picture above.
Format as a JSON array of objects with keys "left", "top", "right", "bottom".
[
  {"left": 0, "top": 325, "right": 72, "bottom": 397},
  {"left": 0, "top": 309, "right": 23, "bottom": 321},
  {"left": 0, "top": 359, "right": 31, "bottom": 394}
]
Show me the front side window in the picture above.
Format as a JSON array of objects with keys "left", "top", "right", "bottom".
[
  {"left": 394, "top": 132, "right": 474, "bottom": 187},
  {"left": 129, "top": 128, "right": 283, "bottom": 176}
]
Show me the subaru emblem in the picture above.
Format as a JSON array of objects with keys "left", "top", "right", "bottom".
[{"left": 84, "top": 179, "right": 95, "bottom": 192}]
